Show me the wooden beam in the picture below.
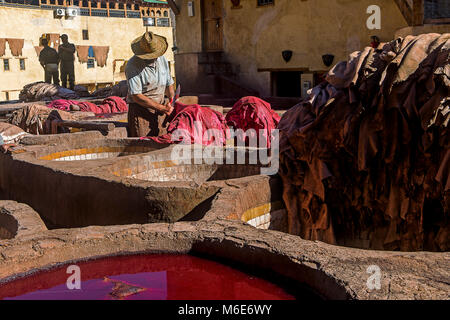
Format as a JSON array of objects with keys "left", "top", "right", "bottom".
[
  {"left": 167, "top": 0, "right": 179, "bottom": 15},
  {"left": 394, "top": 0, "right": 414, "bottom": 25},
  {"left": 412, "top": 0, "right": 424, "bottom": 26}
]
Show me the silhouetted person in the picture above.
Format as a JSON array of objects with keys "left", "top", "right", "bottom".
[
  {"left": 39, "top": 38, "right": 60, "bottom": 85},
  {"left": 58, "top": 34, "right": 76, "bottom": 90}
]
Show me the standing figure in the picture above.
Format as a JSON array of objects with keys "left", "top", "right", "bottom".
[
  {"left": 125, "top": 32, "right": 174, "bottom": 137},
  {"left": 39, "top": 38, "right": 60, "bottom": 85},
  {"left": 58, "top": 34, "right": 76, "bottom": 90}
]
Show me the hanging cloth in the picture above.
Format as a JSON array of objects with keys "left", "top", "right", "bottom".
[
  {"left": 6, "top": 38, "right": 24, "bottom": 56},
  {"left": 93, "top": 46, "right": 109, "bottom": 67},
  {"left": 0, "top": 39, "right": 6, "bottom": 57},
  {"left": 76, "top": 45, "right": 90, "bottom": 63}
]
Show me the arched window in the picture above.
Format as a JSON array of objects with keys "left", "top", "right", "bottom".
[
  {"left": 164, "top": 11, "right": 168, "bottom": 17},
  {"left": 150, "top": 9, "right": 155, "bottom": 17},
  {"left": 156, "top": 10, "right": 161, "bottom": 17}
]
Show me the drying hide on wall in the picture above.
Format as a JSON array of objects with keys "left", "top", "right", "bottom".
[
  {"left": 0, "top": 39, "right": 6, "bottom": 57},
  {"left": 6, "top": 38, "right": 24, "bottom": 56},
  {"left": 76, "top": 45, "right": 90, "bottom": 63},
  {"left": 93, "top": 46, "right": 109, "bottom": 67}
]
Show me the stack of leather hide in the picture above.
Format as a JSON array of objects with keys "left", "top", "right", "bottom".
[{"left": 278, "top": 33, "right": 449, "bottom": 251}]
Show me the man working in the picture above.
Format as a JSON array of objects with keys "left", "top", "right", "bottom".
[
  {"left": 125, "top": 32, "right": 174, "bottom": 137},
  {"left": 58, "top": 34, "right": 76, "bottom": 90},
  {"left": 38, "top": 38, "right": 60, "bottom": 85}
]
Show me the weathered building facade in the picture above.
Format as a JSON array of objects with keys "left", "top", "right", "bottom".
[
  {"left": 171, "top": 0, "right": 449, "bottom": 100},
  {"left": 0, "top": 0, "right": 175, "bottom": 101}
]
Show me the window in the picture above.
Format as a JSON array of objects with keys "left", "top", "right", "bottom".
[
  {"left": 156, "top": 10, "right": 161, "bottom": 17},
  {"left": 100, "top": 2, "right": 107, "bottom": 9},
  {"left": 164, "top": 11, "right": 168, "bottom": 17},
  {"left": 424, "top": 0, "right": 450, "bottom": 19},
  {"left": 257, "top": 0, "right": 274, "bottom": 6},
  {"left": 87, "top": 59, "right": 95, "bottom": 69},
  {"left": 19, "top": 59, "right": 25, "bottom": 71},
  {"left": 3, "top": 59, "right": 9, "bottom": 71},
  {"left": 82, "top": 29, "right": 89, "bottom": 40},
  {"left": 73, "top": 0, "right": 79, "bottom": 6},
  {"left": 143, "top": 17, "right": 155, "bottom": 26},
  {"left": 119, "top": 3, "right": 124, "bottom": 9},
  {"left": 82, "top": 0, "right": 88, "bottom": 7},
  {"left": 157, "top": 18, "right": 170, "bottom": 27}
]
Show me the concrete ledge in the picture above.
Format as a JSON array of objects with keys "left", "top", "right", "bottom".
[
  {"left": 0, "top": 213, "right": 447, "bottom": 300},
  {"left": 0, "top": 201, "right": 47, "bottom": 239}
]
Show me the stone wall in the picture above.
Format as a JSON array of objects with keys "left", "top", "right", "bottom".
[{"left": 0, "top": 5, "right": 175, "bottom": 100}]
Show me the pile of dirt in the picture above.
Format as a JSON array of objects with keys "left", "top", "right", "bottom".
[{"left": 278, "top": 33, "right": 449, "bottom": 251}]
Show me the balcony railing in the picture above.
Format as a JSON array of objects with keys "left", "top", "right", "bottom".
[{"left": 0, "top": 1, "right": 170, "bottom": 24}]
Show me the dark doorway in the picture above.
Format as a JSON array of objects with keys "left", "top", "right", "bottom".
[{"left": 272, "top": 71, "right": 302, "bottom": 97}]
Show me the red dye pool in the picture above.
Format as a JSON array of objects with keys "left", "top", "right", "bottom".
[{"left": 0, "top": 254, "right": 296, "bottom": 300}]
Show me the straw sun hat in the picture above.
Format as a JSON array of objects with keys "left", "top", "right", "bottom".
[{"left": 131, "top": 32, "right": 168, "bottom": 60}]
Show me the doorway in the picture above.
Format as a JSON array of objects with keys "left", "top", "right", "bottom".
[
  {"left": 272, "top": 71, "right": 302, "bottom": 97},
  {"left": 202, "top": 0, "right": 224, "bottom": 52}
]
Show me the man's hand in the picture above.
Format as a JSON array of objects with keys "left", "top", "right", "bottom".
[
  {"left": 164, "top": 102, "right": 174, "bottom": 116},
  {"left": 132, "top": 94, "right": 174, "bottom": 115}
]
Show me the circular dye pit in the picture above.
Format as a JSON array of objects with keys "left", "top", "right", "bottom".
[
  {"left": 126, "top": 163, "right": 262, "bottom": 183},
  {"left": 0, "top": 255, "right": 299, "bottom": 300},
  {"left": 39, "top": 146, "right": 152, "bottom": 161}
]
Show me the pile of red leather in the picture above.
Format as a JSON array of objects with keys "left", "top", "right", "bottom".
[
  {"left": 47, "top": 96, "right": 128, "bottom": 114},
  {"left": 226, "top": 96, "right": 280, "bottom": 147},
  {"left": 143, "top": 102, "right": 230, "bottom": 145},
  {"left": 278, "top": 33, "right": 449, "bottom": 251},
  {"left": 143, "top": 97, "right": 280, "bottom": 146}
]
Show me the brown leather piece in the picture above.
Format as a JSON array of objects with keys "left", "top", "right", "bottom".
[
  {"left": 75, "top": 45, "right": 89, "bottom": 63},
  {"left": 0, "top": 38, "right": 6, "bottom": 57},
  {"left": 279, "top": 33, "right": 449, "bottom": 252},
  {"left": 47, "top": 33, "right": 60, "bottom": 50},
  {"left": 6, "top": 38, "right": 24, "bottom": 57},
  {"left": 34, "top": 46, "right": 44, "bottom": 57},
  {"left": 92, "top": 46, "right": 109, "bottom": 67}
]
